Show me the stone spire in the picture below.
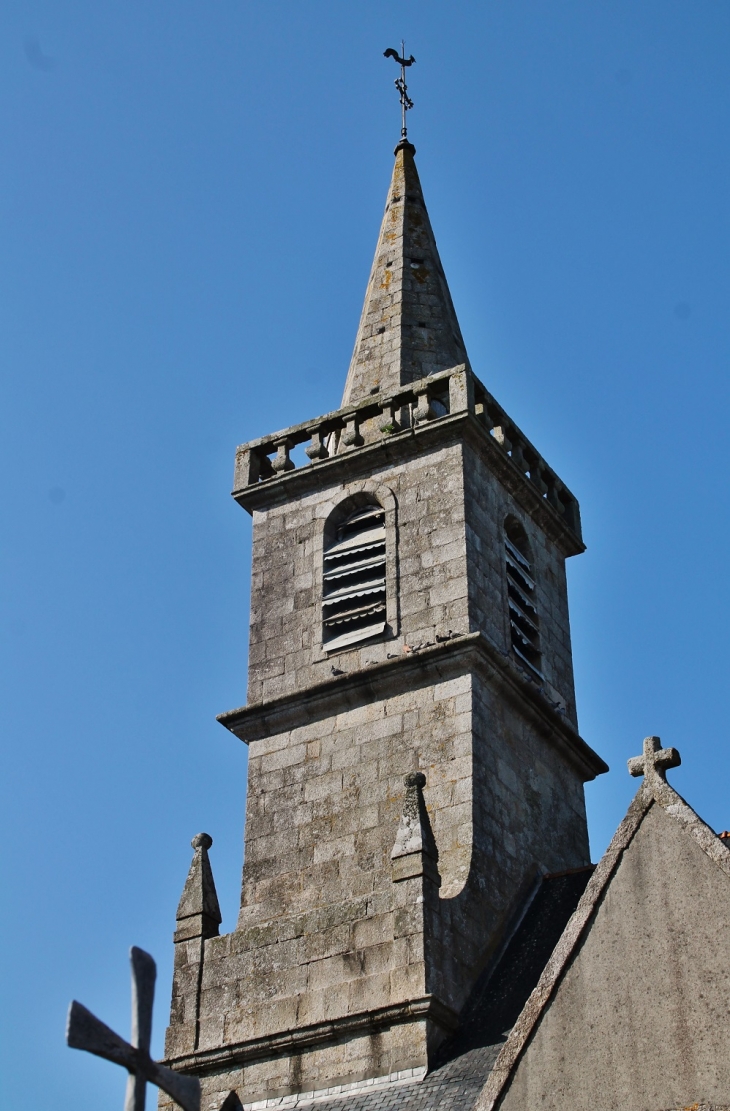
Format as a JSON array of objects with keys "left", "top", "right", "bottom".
[{"left": 341, "top": 140, "right": 469, "bottom": 406}]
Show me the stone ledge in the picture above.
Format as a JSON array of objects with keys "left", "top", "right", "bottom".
[
  {"left": 241, "top": 1066, "right": 426, "bottom": 1109},
  {"left": 165, "top": 996, "right": 458, "bottom": 1076},
  {"left": 217, "top": 633, "right": 608, "bottom": 782}
]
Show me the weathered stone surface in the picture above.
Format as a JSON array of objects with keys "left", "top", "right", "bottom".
[
  {"left": 175, "top": 834, "right": 222, "bottom": 943},
  {"left": 391, "top": 771, "right": 441, "bottom": 886},
  {"left": 164, "top": 650, "right": 595, "bottom": 1104},
  {"left": 161, "top": 134, "right": 606, "bottom": 1109}
]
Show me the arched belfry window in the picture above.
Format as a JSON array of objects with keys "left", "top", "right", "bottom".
[
  {"left": 322, "top": 500, "right": 387, "bottom": 652},
  {"left": 505, "top": 518, "right": 543, "bottom": 679}
]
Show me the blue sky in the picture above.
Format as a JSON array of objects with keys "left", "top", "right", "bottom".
[{"left": 3, "top": 2, "right": 730, "bottom": 1107}]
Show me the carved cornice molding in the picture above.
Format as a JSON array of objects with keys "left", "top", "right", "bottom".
[
  {"left": 218, "top": 632, "right": 607, "bottom": 782},
  {"left": 166, "top": 995, "right": 458, "bottom": 1077}
]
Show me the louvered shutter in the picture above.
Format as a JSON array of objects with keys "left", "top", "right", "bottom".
[
  {"left": 323, "top": 506, "right": 387, "bottom": 652},
  {"left": 505, "top": 534, "right": 543, "bottom": 679}
]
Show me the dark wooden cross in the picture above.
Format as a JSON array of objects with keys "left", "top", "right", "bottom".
[
  {"left": 67, "top": 946, "right": 200, "bottom": 1111},
  {"left": 628, "top": 735, "right": 681, "bottom": 788}
]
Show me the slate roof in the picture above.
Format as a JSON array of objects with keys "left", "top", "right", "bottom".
[{"left": 307, "top": 867, "right": 594, "bottom": 1111}]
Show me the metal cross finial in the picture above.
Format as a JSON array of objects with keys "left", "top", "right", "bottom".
[
  {"left": 384, "top": 43, "right": 415, "bottom": 140},
  {"left": 67, "top": 946, "right": 200, "bottom": 1111},
  {"left": 628, "top": 735, "right": 681, "bottom": 789}
]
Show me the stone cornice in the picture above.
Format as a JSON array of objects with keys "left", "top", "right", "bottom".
[
  {"left": 217, "top": 632, "right": 608, "bottom": 782},
  {"left": 165, "top": 995, "right": 459, "bottom": 1077}
]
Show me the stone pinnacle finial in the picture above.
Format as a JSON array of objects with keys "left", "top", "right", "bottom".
[
  {"left": 174, "top": 831, "right": 222, "bottom": 943},
  {"left": 628, "top": 736, "right": 681, "bottom": 791},
  {"left": 391, "top": 771, "right": 440, "bottom": 886}
]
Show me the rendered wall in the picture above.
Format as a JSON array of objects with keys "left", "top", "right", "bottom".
[{"left": 499, "top": 802, "right": 730, "bottom": 1111}]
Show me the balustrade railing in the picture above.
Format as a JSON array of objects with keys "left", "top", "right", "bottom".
[{"left": 234, "top": 365, "right": 581, "bottom": 538}]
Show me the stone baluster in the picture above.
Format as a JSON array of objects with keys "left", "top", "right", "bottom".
[
  {"left": 379, "top": 401, "right": 402, "bottom": 435},
  {"left": 510, "top": 435, "right": 529, "bottom": 474},
  {"left": 413, "top": 388, "right": 435, "bottom": 425},
  {"left": 530, "top": 463, "right": 549, "bottom": 497},
  {"left": 341, "top": 414, "right": 363, "bottom": 448},
  {"left": 491, "top": 420, "right": 512, "bottom": 453},
  {"left": 270, "top": 437, "right": 295, "bottom": 474},
  {"left": 305, "top": 428, "right": 329, "bottom": 461},
  {"left": 545, "top": 472, "right": 561, "bottom": 509}
]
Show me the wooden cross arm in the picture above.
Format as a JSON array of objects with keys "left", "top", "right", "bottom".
[{"left": 67, "top": 1001, "right": 200, "bottom": 1111}]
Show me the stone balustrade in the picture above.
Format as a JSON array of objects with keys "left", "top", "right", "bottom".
[
  {"left": 470, "top": 377, "right": 582, "bottom": 537},
  {"left": 234, "top": 365, "right": 581, "bottom": 539}
]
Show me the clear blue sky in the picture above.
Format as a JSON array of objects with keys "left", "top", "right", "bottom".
[{"left": 2, "top": 2, "right": 730, "bottom": 1107}]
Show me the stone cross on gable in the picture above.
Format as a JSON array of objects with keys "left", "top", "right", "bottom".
[
  {"left": 628, "top": 735, "right": 681, "bottom": 788},
  {"left": 67, "top": 946, "right": 200, "bottom": 1111}
]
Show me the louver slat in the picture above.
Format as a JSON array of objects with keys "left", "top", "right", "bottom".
[
  {"left": 323, "top": 580, "right": 387, "bottom": 605},
  {"left": 324, "top": 554, "right": 386, "bottom": 581},
  {"left": 324, "top": 524, "right": 386, "bottom": 557}
]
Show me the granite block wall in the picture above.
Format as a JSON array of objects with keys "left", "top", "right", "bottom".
[
  {"left": 164, "top": 663, "right": 590, "bottom": 1105},
  {"left": 246, "top": 443, "right": 469, "bottom": 705},
  {"left": 162, "top": 418, "right": 594, "bottom": 1109},
  {"left": 463, "top": 441, "right": 579, "bottom": 725}
]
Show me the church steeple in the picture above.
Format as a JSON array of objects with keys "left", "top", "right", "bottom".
[
  {"left": 342, "top": 140, "right": 469, "bottom": 406},
  {"left": 162, "top": 103, "right": 606, "bottom": 1111}
]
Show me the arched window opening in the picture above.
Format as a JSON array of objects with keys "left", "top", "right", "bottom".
[
  {"left": 323, "top": 501, "right": 387, "bottom": 652},
  {"left": 505, "top": 519, "right": 543, "bottom": 679}
]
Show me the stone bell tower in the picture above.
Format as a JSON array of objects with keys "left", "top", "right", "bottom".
[{"left": 160, "top": 139, "right": 607, "bottom": 1110}]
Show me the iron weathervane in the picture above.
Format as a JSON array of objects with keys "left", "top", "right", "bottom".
[{"left": 384, "top": 43, "right": 415, "bottom": 140}]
